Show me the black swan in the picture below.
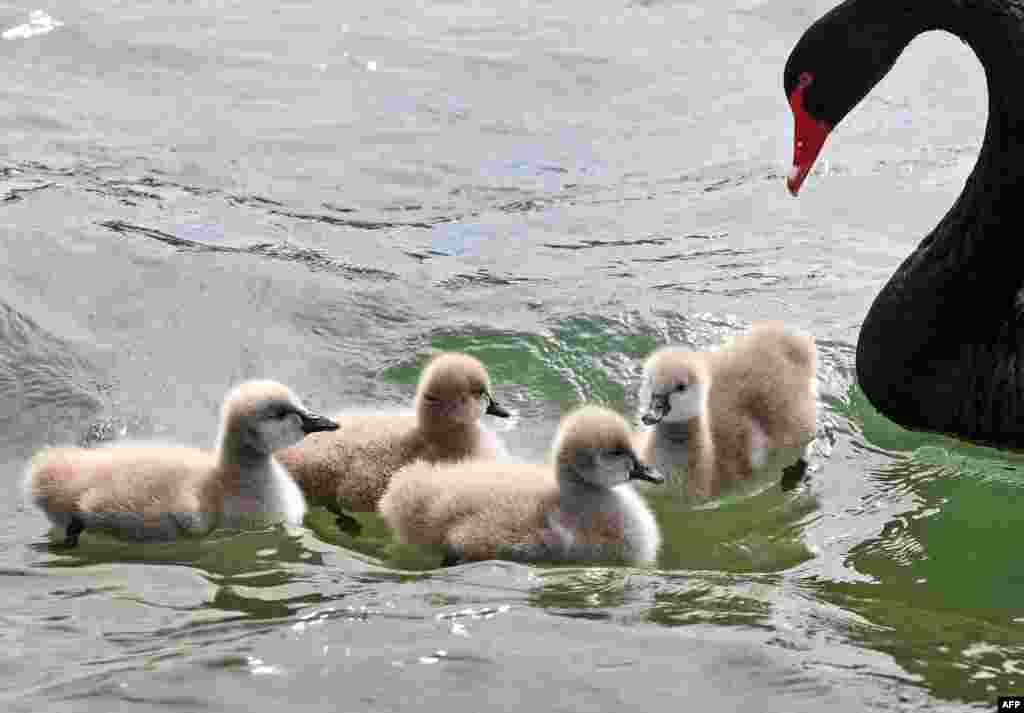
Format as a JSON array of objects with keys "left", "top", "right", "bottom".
[{"left": 784, "top": 0, "right": 1024, "bottom": 449}]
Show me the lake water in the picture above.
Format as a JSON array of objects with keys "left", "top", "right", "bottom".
[{"left": 1, "top": 0, "right": 1015, "bottom": 710}]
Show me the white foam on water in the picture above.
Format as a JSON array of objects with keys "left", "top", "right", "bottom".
[{"left": 3, "top": 10, "right": 64, "bottom": 40}]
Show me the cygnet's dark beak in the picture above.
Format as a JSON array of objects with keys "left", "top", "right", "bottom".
[
  {"left": 640, "top": 395, "right": 669, "bottom": 426},
  {"left": 300, "top": 411, "right": 340, "bottom": 434},
  {"left": 485, "top": 396, "right": 511, "bottom": 418},
  {"left": 629, "top": 458, "right": 664, "bottom": 484}
]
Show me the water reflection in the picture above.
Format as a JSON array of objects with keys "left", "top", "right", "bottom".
[
  {"left": 31, "top": 526, "right": 327, "bottom": 575},
  {"left": 528, "top": 568, "right": 630, "bottom": 620},
  {"left": 645, "top": 573, "right": 775, "bottom": 630},
  {"left": 651, "top": 486, "right": 819, "bottom": 572}
]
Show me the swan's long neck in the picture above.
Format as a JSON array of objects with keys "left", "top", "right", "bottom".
[
  {"left": 862, "top": 3, "right": 1024, "bottom": 284},
  {"left": 854, "top": 0, "right": 1024, "bottom": 448},
  {"left": 932, "top": 1, "right": 1024, "bottom": 241},
  {"left": 818, "top": 0, "right": 1024, "bottom": 214}
]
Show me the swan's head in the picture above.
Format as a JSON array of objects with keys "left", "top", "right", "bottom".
[
  {"left": 552, "top": 405, "right": 663, "bottom": 489},
  {"left": 415, "top": 352, "right": 510, "bottom": 427},
  {"left": 219, "top": 380, "right": 338, "bottom": 456},
  {"left": 638, "top": 348, "right": 709, "bottom": 427},
  {"left": 783, "top": 1, "right": 908, "bottom": 194}
]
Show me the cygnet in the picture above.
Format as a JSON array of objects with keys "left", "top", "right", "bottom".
[
  {"left": 379, "top": 404, "right": 664, "bottom": 566},
  {"left": 24, "top": 380, "right": 338, "bottom": 545},
  {"left": 276, "top": 352, "right": 511, "bottom": 514},
  {"left": 635, "top": 321, "right": 817, "bottom": 500}
]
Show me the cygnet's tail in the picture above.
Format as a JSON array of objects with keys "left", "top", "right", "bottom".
[{"left": 22, "top": 448, "right": 82, "bottom": 527}]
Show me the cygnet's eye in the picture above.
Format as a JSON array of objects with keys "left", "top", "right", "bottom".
[
  {"left": 675, "top": 384, "right": 687, "bottom": 392},
  {"left": 608, "top": 447, "right": 628, "bottom": 458}
]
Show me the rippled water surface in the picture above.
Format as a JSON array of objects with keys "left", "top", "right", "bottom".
[{"left": 0, "top": 0, "right": 1015, "bottom": 710}]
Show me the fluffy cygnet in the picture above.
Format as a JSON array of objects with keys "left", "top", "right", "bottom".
[
  {"left": 379, "top": 405, "right": 664, "bottom": 566},
  {"left": 635, "top": 321, "right": 818, "bottom": 500},
  {"left": 24, "top": 380, "right": 338, "bottom": 546},
  {"left": 276, "top": 352, "right": 511, "bottom": 514}
]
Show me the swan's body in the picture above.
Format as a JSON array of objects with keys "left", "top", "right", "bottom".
[
  {"left": 379, "top": 405, "right": 664, "bottom": 566},
  {"left": 276, "top": 352, "right": 510, "bottom": 513},
  {"left": 24, "top": 380, "right": 338, "bottom": 545},
  {"left": 786, "top": 0, "right": 1024, "bottom": 449},
  {"left": 635, "top": 322, "right": 818, "bottom": 500}
]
